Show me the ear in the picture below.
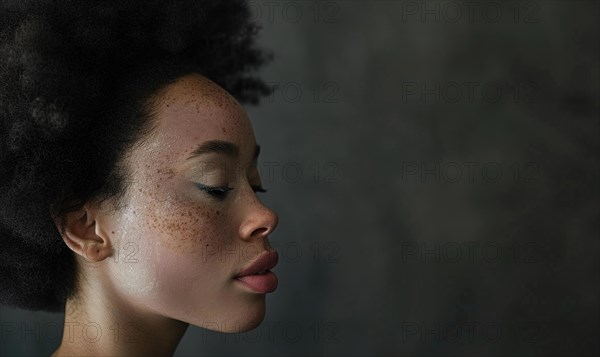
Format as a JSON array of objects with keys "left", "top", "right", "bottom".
[{"left": 56, "top": 203, "right": 114, "bottom": 263}]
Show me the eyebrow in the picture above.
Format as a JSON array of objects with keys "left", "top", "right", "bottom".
[{"left": 185, "top": 140, "right": 261, "bottom": 161}]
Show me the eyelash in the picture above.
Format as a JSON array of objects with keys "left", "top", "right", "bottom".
[{"left": 195, "top": 183, "right": 268, "bottom": 200}]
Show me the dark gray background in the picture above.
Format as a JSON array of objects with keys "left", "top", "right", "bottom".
[{"left": 1, "top": 1, "right": 599, "bottom": 356}]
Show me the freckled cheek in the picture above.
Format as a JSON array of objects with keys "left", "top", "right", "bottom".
[{"left": 133, "top": 181, "right": 234, "bottom": 257}]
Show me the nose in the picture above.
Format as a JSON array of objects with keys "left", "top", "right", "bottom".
[{"left": 238, "top": 198, "right": 279, "bottom": 241}]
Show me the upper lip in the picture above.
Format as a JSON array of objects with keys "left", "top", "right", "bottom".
[{"left": 235, "top": 250, "right": 279, "bottom": 277}]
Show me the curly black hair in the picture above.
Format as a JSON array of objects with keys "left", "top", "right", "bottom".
[{"left": 0, "top": 0, "right": 273, "bottom": 312}]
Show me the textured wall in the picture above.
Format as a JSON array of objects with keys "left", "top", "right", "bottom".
[{"left": 1, "top": 1, "right": 598, "bottom": 356}]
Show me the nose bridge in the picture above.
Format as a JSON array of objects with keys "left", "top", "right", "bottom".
[{"left": 239, "top": 191, "right": 278, "bottom": 240}]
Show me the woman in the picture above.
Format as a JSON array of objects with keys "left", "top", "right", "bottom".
[{"left": 0, "top": 1, "right": 279, "bottom": 355}]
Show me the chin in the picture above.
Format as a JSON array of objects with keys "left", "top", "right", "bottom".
[
  {"left": 189, "top": 296, "right": 267, "bottom": 333},
  {"left": 231, "top": 313, "right": 266, "bottom": 333},
  {"left": 225, "top": 298, "right": 267, "bottom": 333}
]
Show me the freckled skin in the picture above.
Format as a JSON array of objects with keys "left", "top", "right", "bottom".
[{"left": 95, "top": 73, "right": 279, "bottom": 333}]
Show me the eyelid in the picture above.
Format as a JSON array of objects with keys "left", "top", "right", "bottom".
[
  {"left": 195, "top": 182, "right": 233, "bottom": 198},
  {"left": 195, "top": 182, "right": 232, "bottom": 190}
]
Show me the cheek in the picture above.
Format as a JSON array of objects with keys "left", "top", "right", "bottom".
[
  {"left": 145, "top": 199, "right": 224, "bottom": 255},
  {"left": 138, "top": 177, "right": 232, "bottom": 253},
  {"left": 108, "top": 179, "right": 235, "bottom": 298}
]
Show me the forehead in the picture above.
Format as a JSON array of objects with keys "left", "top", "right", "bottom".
[{"left": 137, "top": 73, "right": 255, "bottom": 165}]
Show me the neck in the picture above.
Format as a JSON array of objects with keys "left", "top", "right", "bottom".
[{"left": 52, "top": 273, "right": 188, "bottom": 357}]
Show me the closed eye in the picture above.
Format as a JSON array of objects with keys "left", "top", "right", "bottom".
[{"left": 195, "top": 183, "right": 233, "bottom": 199}]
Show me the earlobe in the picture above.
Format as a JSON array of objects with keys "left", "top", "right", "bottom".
[{"left": 60, "top": 205, "right": 113, "bottom": 263}]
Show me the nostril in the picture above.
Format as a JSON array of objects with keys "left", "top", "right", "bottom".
[
  {"left": 239, "top": 204, "right": 278, "bottom": 241},
  {"left": 252, "top": 227, "right": 269, "bottom": 238}
]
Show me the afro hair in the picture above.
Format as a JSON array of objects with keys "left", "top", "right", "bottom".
[{"left": 0, "top": 0, "right": 273, "bottom": 312}]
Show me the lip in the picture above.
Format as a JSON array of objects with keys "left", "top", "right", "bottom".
[
  {"left": 234, "top": 250, "right": 279, "bottom": 293},
  {"left": 235, "top": 250, "right": 279, "bottom": 277}
]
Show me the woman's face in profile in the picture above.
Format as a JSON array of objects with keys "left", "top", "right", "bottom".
[{"left": 95, "top": 73, "right": 279, "bottom": 332}]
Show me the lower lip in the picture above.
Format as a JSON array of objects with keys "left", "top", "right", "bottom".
[{"left": 234, "top": 271, "right": 278, "bottom": 293}]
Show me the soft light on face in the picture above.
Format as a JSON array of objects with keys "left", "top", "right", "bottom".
[{"left": 98, "top": 73, "right": 279, "bottom": 332}]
